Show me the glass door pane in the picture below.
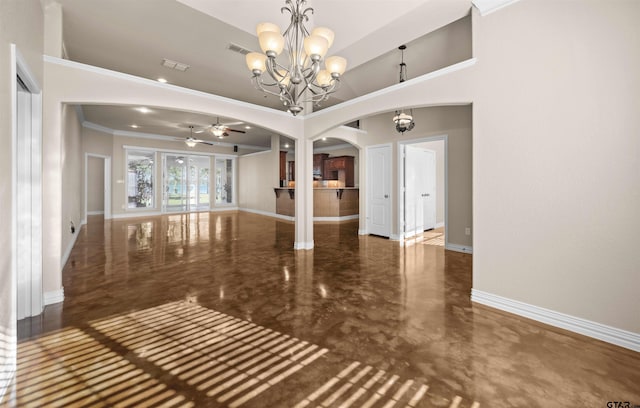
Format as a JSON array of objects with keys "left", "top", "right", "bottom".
[
  {"left": 164, "top": 155, "right": 188, "bottom": 212},
  {"left": 191, "top": 156, "right": 210, "bottom": 211},
  {"left": 163, "top": 154, "right": 210, "bottom": 212},
  {"left": 215, "top": 158, "right": 234, "bottom": 204}
]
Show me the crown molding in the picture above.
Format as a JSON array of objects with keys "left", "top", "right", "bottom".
[{"left": 472, "top": 0, "right": 522, "bottom": 16}]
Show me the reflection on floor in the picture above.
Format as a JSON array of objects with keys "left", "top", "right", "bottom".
[
  {"left": 421, "top": 228, "right": 445, "bottom": 247},
  {"left": 5, "top": 212, "right": 640, "bottom": 407},
  {"left": 10, "top": 301, "right": 477, "bottom": 407}
]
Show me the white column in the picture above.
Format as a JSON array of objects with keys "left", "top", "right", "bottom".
[{"left": 294, "top": 137, "right": 314, "bottom": 249}]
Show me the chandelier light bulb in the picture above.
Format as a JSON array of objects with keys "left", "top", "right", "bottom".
[
  {"left": 246, "top": 52, "right": 267, "bottom": 74},
  {"left": 311, "top": 27, "right": 335, "bottom": 49},
  {"left": 185, "top": 138, "right": 197, "bottom": 148},
  {"left": 316, "top": 70, "right": 332, "bottom": 87},
  {"left": 256, "top": 22, "right": 280, "bottom": 36},
  {"left": 303, "top": 34, "right": 329, "bottom": 59},
  {"left": 259, "top": 31, "right": 285, "bottom": 56},
  {"left": 325, "top": 56, "right": 347, "bottom": 76}
]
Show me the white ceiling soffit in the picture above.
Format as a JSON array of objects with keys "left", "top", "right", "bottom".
[
  {"left": 177, "top": 0, "right": 472, "bottom": 70},
  {"left": 472, "top": 0, "right": 521, "bottom": 16}
]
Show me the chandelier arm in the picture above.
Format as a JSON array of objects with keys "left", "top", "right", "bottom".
[{"left": 253, "top": 77, "right": 295, "bottom": 103}]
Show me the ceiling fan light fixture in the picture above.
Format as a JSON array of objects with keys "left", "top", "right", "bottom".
[{"left": 185, "top": 137, "right": 197, "bottom": 147}]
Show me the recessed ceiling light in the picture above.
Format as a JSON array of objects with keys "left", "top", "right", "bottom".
[
  {"left": 245, "top": 126, "right": 251, "bottom": 130},
  {"left": 157, "top": 78, "right": 168, "bottom": 83},
  {"left": 322, "top": 137, "right": 327, "bottom": 141},
  {"left": 284, "top": 143, "right": 290, "bottom": 148},
  {"left": 137, "top": 107, "right": 151, "bottom": 114},
  {"left": 130, "top": 124, "right": 139, "bottom": 128}
]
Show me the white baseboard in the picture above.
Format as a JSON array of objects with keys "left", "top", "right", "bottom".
[
  {"left": 294, "top": 241, "right": 314, "bottom": 250},
  {"left": 445, "top": 243, "right": 473, "bottom": 254},
  {"left": 390, "top": 234, "right": 400, "bottom": 241},
  {"left": 110, "top": 211, "right": 163, "bottom": 220},
  {"left": 61, "top": 227, "right": 81, "bottom": 269},
  {"left": 358, "top": 229, "right": 368, "bottom": 235},
  {"left": 313, "top": 215, "right": 359, "bottom": 222},
  {"left": 80, "top": 218, "right": 87, "bottom": 226},
  {"left": 471, "top": 289, "right": 640, "bottom": 352},
  {"left": 44, "top": 288, "right": 65, "bottom": 306},
  {"left": 210, "top": 206, "right": 239, "bottom": 212},
  {"left": 87, "top": 210, "right": 104, "bottom": 215},
  {"left": 238, "top": 207, "right": 294, "bottom": 222},
  {"left": 435, "top": 222, "right": 445, "bottom": 229}
]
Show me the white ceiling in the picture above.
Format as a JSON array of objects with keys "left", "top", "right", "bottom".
[{"left": 57, "top": 0, "right": 473, "bottom": 150}]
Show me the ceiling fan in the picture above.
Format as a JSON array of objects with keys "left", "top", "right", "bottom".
[
  {"left": 180, "top": 125, "right": 216, "bottom": 147},
  {"left": 194, "top": 117, "right": 246, "bottom": 139}
]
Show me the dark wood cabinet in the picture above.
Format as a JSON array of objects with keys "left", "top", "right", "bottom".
[
  {"left": 279, "top": 151, "right": 287, "bottom": 182},
  {"left": 323, "top": 156, "right": 354, "bottom": 187},
  {"left": 288, "top": 161, "right": 295, "bottom": 181},
  {"left": 313, "top": 153, "right": 329, "bottom": 179}
]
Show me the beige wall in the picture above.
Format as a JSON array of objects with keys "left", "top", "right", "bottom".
[
  {"left": 61, "top": 105, "right": 83, "bottom": 263},
  {"left": 472, "top": 0, "right": 640, "bottom": 333},
  {"left": 87, "top": 156, "right": 104, "bottom": 213},
  {"left": 238, "top": 151, "right": 277, "bottom": 214},
  {"left": 359, "top": 106, "right": 472, "bottom": 247},
  {"left": 0, "top": 0, "right": 44, "bottom": 399},
  {"left": 414, "top": 140, "right": 445, "bottom": 226}
]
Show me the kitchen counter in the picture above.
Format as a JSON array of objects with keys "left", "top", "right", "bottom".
[{"left": 274, "top": 187, "right": 359, "bottom": 220}]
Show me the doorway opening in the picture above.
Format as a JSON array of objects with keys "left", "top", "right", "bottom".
[
  {"left": 85, "top": 154, "right": 111, "bottom": 221},
  {"left": 399, "top": 136, "right": 447, "bottom": 247}
]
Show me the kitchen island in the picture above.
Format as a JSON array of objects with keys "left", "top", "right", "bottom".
[{"left": 274, "top": 187, "right": 359, "bottom": 220}]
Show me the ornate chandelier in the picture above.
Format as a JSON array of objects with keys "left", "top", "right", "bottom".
[
  {"left": 393, "top": 45, "right": 415, "bottom": 134},
  {"left": 245, "top": 0, "right": 347, "bottom": 116}
]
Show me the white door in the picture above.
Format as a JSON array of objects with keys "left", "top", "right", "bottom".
[
  {"left": 423, "top": 149, "right": 436, "bottom": 230},
  {"left": 367, "top": 144, "right": 391, "bottom": 237},
  {"left": 404, "top": 145, "right": 426, "bottom": 238},
  {"left": 404, "top": 146, "right": 436, "bottom": 238},
  {"left": 16, "top": 76, "right": 42, "bottom": 319}
]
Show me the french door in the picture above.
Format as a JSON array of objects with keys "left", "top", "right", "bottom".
[{"left": 163, "top": 154, "right": 210, "bottom": 212}]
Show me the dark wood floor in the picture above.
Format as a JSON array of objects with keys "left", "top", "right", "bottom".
[{"left": 5, "top": 212, "right": 640, "bottom": 407}]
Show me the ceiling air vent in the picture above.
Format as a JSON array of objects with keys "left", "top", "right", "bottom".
[
  {"left": 227, "top": 43, "right": 252, "bottom": 56},
  {"left": 162, "top": 58, "right": 190, "bottom": 72}
]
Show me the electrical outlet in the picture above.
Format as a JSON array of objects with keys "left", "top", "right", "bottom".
[{"left": 465, "top": 227, "right": 471, "bottom": 236}]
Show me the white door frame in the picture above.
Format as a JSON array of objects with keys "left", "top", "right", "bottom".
[
  {"left": 84, "top": 153, "right": 112, "bottom": 222},
  {"left": 11, "top": 44, "right": 43, "bottom": 323},
  {"left": 397, "top": 135, "right": 448, "bottom": 246},
  {"left": 365, "top": 143, "right": 392, "bottom": 237}
]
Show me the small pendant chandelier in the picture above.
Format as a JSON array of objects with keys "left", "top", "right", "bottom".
[
  {"left": 393, "top": 45, "right": 415, "bottom": 134},
  {"left": 245, "top": 0, "right": 347, "bottom": 116}
]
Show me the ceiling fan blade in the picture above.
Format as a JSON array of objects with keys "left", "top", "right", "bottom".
[
  {"left": 198, "top": 140, "right": 216, "bottom": 146},
  {"left": 223, "top": 121, "right": 244, "bottom": 126},
  {"left": 194, "top": 129, "right": 205, "bottom": 134},
  {"left": 227, "top": 129, "right": 246, "bottom": 134}
]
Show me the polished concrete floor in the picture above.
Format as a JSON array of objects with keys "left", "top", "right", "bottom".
[{"left": 5, "top": 212, "right": 640, "bottom": 407}]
